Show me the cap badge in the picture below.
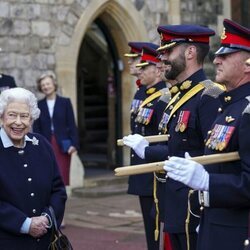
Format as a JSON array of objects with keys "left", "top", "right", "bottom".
[
  {"left": 221, "top": 28, "right": 227, "bottom": 40},
  {"left": 160, "top": 33, "right": 163, "bottom": 41}
]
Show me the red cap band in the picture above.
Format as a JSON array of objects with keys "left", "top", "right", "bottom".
[
  {"left": 141, "top": 54, "right": 159, "bottom": 63},
  {"left": 221, "top": 32, "right": 250, "bottom": 48}
]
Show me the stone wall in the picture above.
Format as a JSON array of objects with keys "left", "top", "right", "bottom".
[
  {"left": 0, "top": 0, "right": 227, "bottom": 91},
  {"left": 0, "top": 0, "right": 91, "bottom": 91}
]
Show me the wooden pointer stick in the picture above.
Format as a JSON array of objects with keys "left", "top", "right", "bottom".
[
  {"left": 114, "top": 151, "right": 240, "bottom": 176},
  {"left": 117, "top": 134, "right": 169, "bottom": 146}
]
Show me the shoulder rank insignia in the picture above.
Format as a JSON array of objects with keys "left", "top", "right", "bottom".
[
  {"left": 225, "top": 116, "right": 235, "bottom": 123},
  {"left": 243, "top": 97, "right": 250, "bottom": 114},
  {"left": 202, "top": 81, "right": 225, "bottom": 98}
]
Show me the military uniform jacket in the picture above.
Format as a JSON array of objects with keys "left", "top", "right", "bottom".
[
  {"left": 0, "top": 132, "right": 67, "bottom": 250},
  {"left": 197, "top": 82, "right": 250, "bottom": 250},
  {"left": 161, "top": 69, "right": 222, "bottom": 233},
  {"left": 128, "top": 81, "right": 167, "bottom": 196}
]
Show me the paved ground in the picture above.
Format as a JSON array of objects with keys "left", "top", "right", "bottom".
[{"left": 62, "top": 172, "right": 147, "bottom": 250}]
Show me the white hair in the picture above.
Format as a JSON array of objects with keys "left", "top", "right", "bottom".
[{"left": 0, "top": 87, "right": 40, "bottom": 120}]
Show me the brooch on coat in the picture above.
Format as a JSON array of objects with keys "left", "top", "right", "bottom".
[{"left": 32, "top": 136, "right": 39, "bottom": 145}]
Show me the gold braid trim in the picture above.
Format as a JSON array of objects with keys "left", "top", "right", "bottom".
[
  {"left": 185, "top": 189, "right": 194, "bottom": 250},
  {"left": 153, "top": 174, "right": 159, "bottom": 241}
]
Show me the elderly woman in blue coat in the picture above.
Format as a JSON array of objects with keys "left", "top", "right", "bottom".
[{"left": 0, "top": 87, "right": 67, "bottom": 249}]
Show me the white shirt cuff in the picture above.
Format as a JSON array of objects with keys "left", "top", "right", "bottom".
[{"left": 20, "top": 217, "right": 32, "bottom": 234}]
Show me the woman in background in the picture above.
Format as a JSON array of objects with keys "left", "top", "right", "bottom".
[{"left": 33, "top": 73, "right": 79, "bottom": 226}]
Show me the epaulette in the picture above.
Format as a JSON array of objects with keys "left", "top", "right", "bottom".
[
  {"left": 158, "top": 87, "right": 171, "bottom": 104},
  {"left": 201, "top": 80, "right": 225, "bottom": 98},
  {"left": 242, "top": 96, "right": 250, "bottom": 114}
]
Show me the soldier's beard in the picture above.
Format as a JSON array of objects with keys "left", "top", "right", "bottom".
[{"left": 165, "top": 55, "right": 186, "bottom": 80}]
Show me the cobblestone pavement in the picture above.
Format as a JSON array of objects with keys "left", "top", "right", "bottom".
[{"left": 63, "top": 181, "right": 147, "bottom": 250}]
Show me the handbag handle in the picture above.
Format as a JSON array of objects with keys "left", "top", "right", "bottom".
[{"left": 49, "top": 206, "right": 59, "bottom": 232}]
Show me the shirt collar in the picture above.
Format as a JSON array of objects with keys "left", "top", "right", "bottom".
[{"left": 0, "top": 128, "right": 33, "bottom": 148}]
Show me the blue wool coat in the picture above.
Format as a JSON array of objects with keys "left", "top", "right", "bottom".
[
  {"left": 33, "top": 95, "right": 79, "bottom": 152},
  {"left": 0, "top": 132, "right": 67, "bottom": 250}
]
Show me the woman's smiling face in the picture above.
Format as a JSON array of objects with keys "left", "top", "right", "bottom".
[{"left": 2, "top": 101, "right": 32, "bottom": 147}]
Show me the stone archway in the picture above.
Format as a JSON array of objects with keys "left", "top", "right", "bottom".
[{"left": 55, "top": 0, "right": 148, "bottom": 165}]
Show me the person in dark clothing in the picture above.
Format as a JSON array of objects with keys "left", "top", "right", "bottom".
[
  {"left": 164, "top": 19, "right": 250, "bottom": 250},
  {"left": 0, "top": 87, "right": 66, "bottom": 249}
]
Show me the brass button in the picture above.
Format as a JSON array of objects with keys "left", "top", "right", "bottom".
[
  {"left": 28, "top": 178, "right": 32, "bottom": 182},
  {"left": 24, "top": 164, "right": 28, "bottom": 168},
  {"left": 32, "top": 209, "right": 36, "bottom": 214},
  {"left": 30, "top": 193, "right": 35, "bottom": 197}
]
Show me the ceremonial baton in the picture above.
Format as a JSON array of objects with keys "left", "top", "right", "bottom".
[
  {"left": 117, "top": 134, "right": 169, "bottom": 146},
  {"left": 114, "top": 151, "right": 240, "bottom": 176}
]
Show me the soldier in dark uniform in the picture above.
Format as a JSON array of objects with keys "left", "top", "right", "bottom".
[
  {"left": 0, "top": 48, "right": 17, "bottom": 92},
  {"left": 123, "top": 44, "right": 169, "bottom": 250},
  {"left": 245, "top": 58, "right": 250, "bottom": 250},
  {"left": 124, "top": 42, "right": 155, "bottom": 131},
  {"left": 129, "top": 24, "right": 225, "bottom": 250},
  {"left": 163, "top": 19, "right": 250, "bottom": 250}
]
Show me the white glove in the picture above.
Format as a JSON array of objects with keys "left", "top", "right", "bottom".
[
  {"left": 163, "top": 152, "right": 209, "bottom": 191},
  {"left": 122, "top": 134, "right": 149, "bottom": 159}
]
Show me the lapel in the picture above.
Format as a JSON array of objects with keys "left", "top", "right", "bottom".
[
  {"left": 40, "top": 98, "right": 51, "bottom": 120},
  {"left": 52, "top": 95, "right": 60, "bottom": 119}
]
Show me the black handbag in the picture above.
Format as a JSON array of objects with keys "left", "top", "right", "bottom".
[{"left": 48, "top": 206, "right": 73, "bottom": 250}]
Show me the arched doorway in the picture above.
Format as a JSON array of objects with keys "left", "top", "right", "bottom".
[
  {"left": 77, "top": 18, "right": 122, "bottom": 169},
  {"left": 55, "top": 0, "right": 148, "bottom": 171}
]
